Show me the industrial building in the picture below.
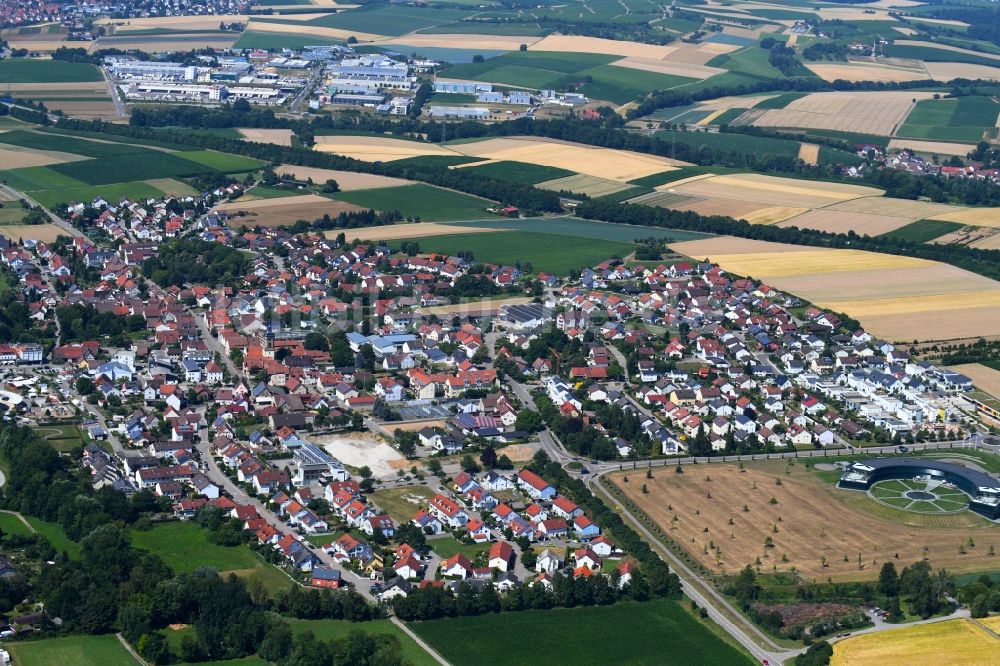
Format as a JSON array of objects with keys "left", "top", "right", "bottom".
[
  {"left": 428, "top": 106, "right": 489, "bottom": 119},
  {"left": 434, "top": 80, "right": 492, "bottom": 94},
  {"left": 106, "top": 59, "right": 197, "bottom": 81}
]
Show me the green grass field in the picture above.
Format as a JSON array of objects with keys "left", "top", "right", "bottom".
[
  {"left": 0, "top": 165, "right": 87, "bottom": 191},
  {"left": 427, "top": 535, "right": 488, "bottom": 561},
  {"left": 370, "top": 486, "right": 435, "bottom": 523},
  {"left": 898, "top": 96, "right": 1000, "bottom": 143},
  {"left": 579, "top": 65, "right": 696, "bottom": 104},
  {"left": 709, "top": 46, "right": 787, "bottom": 80},
  {"left": 753, "top": 92, "right": 809, "bottom": 110},
  {"left": 49, "top": 152, "right": 215, "bottom": 185},
  {"left": 25, "top": 516, "right": 79, "bottom": 557},
  {"left": 7, "top": 634, "right": 139, "bottom": 666},
  {"left": 394, "top": 230, "right": 633, "bottom": 274},
  {"left": 0, "top": 130, "right": 148, "bottom": 158},
  {"left": 333, "top": 183, "right": 494, "bottom": 221},
  {"left": 30, "top": 181, "right": 166, "bottom": 209},
  {"left": 653, "top": 129, "right": 801, "bottom": 158},
  {"left": 233, "top": 30, "right": 345, "bottom": 50},
  {"left": 288, "top": 618, "right": 437, "bottom": 666},
  {"left": 34, "top": 423, "right": 86, "bottom": 452},
  {"left": 884, "top": 43, "right": 1000, "bottom": 68},
  {"left": 302, "top": 5, "right": 467, "bottom": 36},
  {"left": 881, "top": 219, "right": 964, "bottom": 243},
  {"left": 0, "top": 511, "right": 34, "bottom": 538},
  {"left": 174, "top": 150, "right": 265, "bottom": 173},
  {"left": 0, "top": 58, "right": 102, "bottom": 83},
  {"left": 465, "top": 160, "right": 574, "bottom": 184},
  {"left": 0, "top": 206, "right": 26, "bottom": 225},
  {"left": 444, "top": 51, "right": 617, "bottom": 89},
  {"left": 412, "top": 599, "right": 755, "bottom": 666}
]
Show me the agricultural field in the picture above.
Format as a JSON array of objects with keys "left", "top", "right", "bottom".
[
  {"left": 443, "top": 216, "right": 714, "bottom": 243},
  {"left": 537, "top": 173, "right": 635, "bottom": 198},
  {"left": 897, "top": 96, "right": 1000, "bottom": 143},
  {"left": 740, "top": 91, "right": 933, "bottom": 137},
  {"left": 286, "top": 618, "right": 437, "bottom": 666},
  {"left": 214, "top": 194, "right": 364, "bottom": 228},
  {"left": 331, "top": 184, "right": 494, "bottom": 222},
  {"left": 831, "top": 618, "right": 1000, "bottom": 665},
  {"left": 463, "top": 160, "right": 574, "bottom": 185},
  {"left": 667, "top": 173, "right": 881, "bottom": 209},
  {"left": 670, "top": 236, "right": 1000, "bottom": 342},
  {"left": 882, "top": 219, "right": 965, "bottom": 243},
  {"left": 6, "top": 634, "right": 139, "bottom": 666},
  {"left": 237, "top": 128, "right": 294, "bottom": 146},
  {"left": 443, "top": 50, "right": 617, "bottom": 90},
  {"left": 392, "top": 230, "right": 634, "bottom": 274},
  {"left": 276, "top": 164, "right": 413, "bottom": 190},
  {"left": 0, "top": 58, "right": 101, "bottom": 82},
  {"left": 611, "top": 461, "right": 1000, "bottom": 582},
  {"left": 312, "top": 135, "right": 458, "bottom": 162},
  {"left": 777, "top": 209, "right": 913, "bottom": 236},
  {"left": 887, "top": 139, "right": 977, "bottom": 157},
  {"left": 0, "top": 223, "right": 76, "bottom": 243},
  {"left": 948, "top": 363, "right": 1000, "bottom": 399},
  {"left": 411, "top": 599, "right": 755, "bottom": 666},
  {"left": 805, "top": 61, "right": 929, "bottom": 83},
  {"left": 172, "top": 150, "right": 265, "bottom": 173},
  {"left": 0, "top": 144, "right": 84, "bottom": 169},
  {"left": 338, "top": 222, "right": 502, "bottom": 242}
]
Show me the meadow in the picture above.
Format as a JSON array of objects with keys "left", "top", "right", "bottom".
[
  {"left": 175, "top": 150, "right": 265, "bottom": 173},
  {"left": 464, "top": 160, "right": 574, "bottom": 185},
  {"left": 411, "top": 599, "right": 755, "bottom": 666},
  {"left": 6, "top": 634, "right": 139, "bottom": 666},
  {"left": 0, "top": 58, "right": 102, "bottom": 82},
  {"left": 578, "top": 65, "right": 696, "bottom": 104},
  {"left": 332, "top": 183, "right": 493, "bottom": 221},
  {"left": 0, "top": 129, "right": 148, "bottom": 158},
  {"left": 25, "top": 516, "right": 79, "bottom": 557},
  {"left": 443, "top": 50, "right": 617, "bottom": 90},
  {"left": 0, "top": 511, "right": 34, "bottom": 537},
  {"left": 394, "top": 230, "right": 633, "bottom": 274}
]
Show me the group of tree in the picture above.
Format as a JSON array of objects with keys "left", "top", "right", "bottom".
[
  {"left": 56, "top": 303, "right": 146, "bottom": 344},
  {"left": 141, "top": 237, "right": 252, "bottom": 288}
]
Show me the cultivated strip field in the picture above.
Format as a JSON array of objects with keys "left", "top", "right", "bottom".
[
  {"left": 611, "top": 463, "right": 1000, "bottom": 581},
  {"left": 924, "top": 61, "right": 1000, "bottom": 81},
  {"left": 929, "top": 206, "right": 1000, "bottom": 227},
  {"left": 831, "top": 619, "right": 1000, "bottom": 666},
  {"left": 536, "top": 174, "right": 633, "bottom": 198},
  {"left": 670, "top": 236, "right": 1000, "bottom": 341},
  {"left": 528, "top": 34, "right": 677, "bottom": 59},
  {"left": 213, "top": 194, "right": 364, "bottom": 227},
  {"left": 276, "top": 164, "right": 413, "bottom": 190},
  {"left": 746, "top": 91, "right": 935, "bottom": 136},
  {"left": 332, "top": 222, "right": 502, "bottom": 241},
  {"left": 0, "top": 145, "right": 85, "bottom": 168}
]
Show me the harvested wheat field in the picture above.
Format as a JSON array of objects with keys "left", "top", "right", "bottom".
[
  {"left": 930, "top": 206, "right": 1000, "bottom": 228},
  {"left": 831, "top": 619, "right": 1000, "bottom": 666},
  {"left": 777, "top": 209, "right": 913, "bottom": 236},
  {"left": 2, "top": 82, "right": 107, "bottom": 93},
  {"left": 0, "top": 145, "right": 85, "bottom": 168},
  {"left": 806, "top": 61, "right": 928, "bottom": 83},
  {"left": 214, "top": 194, "right": 363, "bottom": 228},
  {"left": 332, "top": 222, "right": 501, "bottom": 242},
  {"left": 313, "top": 135, "right": 456, "bottom": 162},
  {"left": 817, "top": 7, "right": 896, "bottom": 21},
  {"left": 611, "top": 462, "right": 1000, "bottom": 582},
  {"left": 750, "top": 91, "right": 933, "bottom": 135},
  {"left": 672, "top": 173, "right": 881, "bottom": 208},
  {"left": 379, "top": 33, "right": 538, "bottom": 51},
  {"left": 653, "top": 173, "right": 718, "bottom": 190},
  {"left": 742, "top": 206, "right": 809, "bottom": 225},
  {"left": 828, "top": 196, "right": 956, "bottom": 219},
  {"left": 798, "top": 143, "right": 820, "bottom": 165},
  {"left": 529, "top": 34, "right": 677, "bottom": 59},
  {"left": 536, "top": 174, "right": 633, "bottom": 198},
  {"left": 100, "top": 15, "right": 246, "bottom": 31},
  {"left": 276, "top": 165, "right": 412, "bottom": 191},
  {"left": 44, "top": 101, "right": 116, "bottom": 119},
  {"left": 613, "top": 56, "right": 723, "bottom": 80},
  {"left": 246, "top": 19, "right": 383, "bottom": 42},
  {"left": 970, "top": 234, "right": 1000, "bottom": 250},
  {"left": 455, "top": 137, "right": 683, "bottom": 181},
  {"left": 670, "top": 236, "right": 1000, "bottom": 340},
  {"left": 949, "top": 364, "right": 1000, "bottom": 398},
  {"left": 924, "top": 61, "right": 1000, "bottom": 81},
  {"left": 238, "top": 129, "right": 293, "bottom": 146},
  {"left": 888, "top": 139, "right": 977, "bottom": 156},
  {"left": 0, "top": 223, "right": 76, "bottom": 242}
]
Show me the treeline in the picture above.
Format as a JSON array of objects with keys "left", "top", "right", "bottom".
[
  {"left": 574, "top": 198, "right": 1000, "bottom": 282},
  {"left": 0, "top": 102, "right": 50, "bottom": 125},
  {"left": 56, "top": 303, "right": 146, "bottom": 343},
  {"left": 141, "top": 238, "right": 252, "bottom": 288},
  {"left": 925, "top": 6, "right": 1000, "bottom": 48}
]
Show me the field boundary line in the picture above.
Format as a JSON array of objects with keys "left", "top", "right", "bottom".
[
  {"left": 0, "top": 509, "right": 36, "bottom": 535},
  {"left": 391, "top": 616, "right": 451, "bottom": 666},
  {"left": 115, "top": 633, "right": 148, "bottom": 665},
  {"left": 970, "top": 618, "right": 1000, "bottom": 640}
]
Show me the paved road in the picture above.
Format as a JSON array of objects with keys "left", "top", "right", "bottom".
[{"left": 101, "top": 67, "right": 126, "bottom": 118}]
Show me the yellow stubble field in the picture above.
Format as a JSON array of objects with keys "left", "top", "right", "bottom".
[{"left": 831, "top": 619, "right": 1000, "bottom": 666}]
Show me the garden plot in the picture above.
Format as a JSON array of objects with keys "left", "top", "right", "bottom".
[
  {"left": 536, "top": 174, "right": 633, "bottom": 198},
  {"left": 776, "top": 209, "right": 914, "bottom": 236},
  {"left": 671, "top": 173, "right": 881, "bottom": 208},
  {"left": 749, "top": 91, "right": 935, "bottom": 136},
  {"left": 276, "top": 164, "right": 413, "bottom": 190}
]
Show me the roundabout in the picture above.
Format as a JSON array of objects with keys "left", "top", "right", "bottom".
[{"left": 868, "top": 478, "right": 969, "bottom": 514}]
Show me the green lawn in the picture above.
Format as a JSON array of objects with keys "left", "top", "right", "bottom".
[
  {"left": 370, "top": 486, "right": 435, "bottom": 523},
  {"left": 411, "top": 599, "right": 755, "bottom": 666},
  {"left": 30, "top": 181, "right": 166, "bottom": 209},
  {"left": 0, "top": 511, "right": 34, "bottom": 538},
  {"left": 397, "top": 230, "right": 633, "bottom": 274},
  {"left": 0, "top": 206, "right": 26, "bottom": 225},
  {"left": 174, "top": 150, "right": 265, "bottom": 173},
  {"left": 427, "top": 535, "right": 488, "bottom": 561},
  {"left": 0, "top": 58, "right": 102, "bottom": 83},
  {"left": 25, "top": 516, "right": 79, "bottom": 557},
  {"left": 33, "top": 423, "right": 86, "bottom": 452},
  {"left": 6, "top": 634, "right": 139, "bottom": 666},
  {"left": 464, "top": 160, "right": 574, "bottom": 185},
  {"left": 880, "top": 218, "right": 964, "bottom": 243},
  {"left": 130, "top": 521, "right": 263, "bottom": 572},
  {"left": 332, "top": 183, "right": 494, "bottom": 222}
]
